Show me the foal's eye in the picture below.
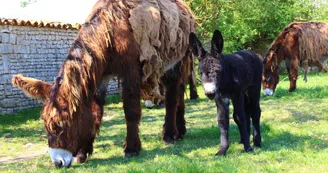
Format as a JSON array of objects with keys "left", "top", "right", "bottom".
[{"left": 266, "top": 76, "right": 271, "bottom": 82}]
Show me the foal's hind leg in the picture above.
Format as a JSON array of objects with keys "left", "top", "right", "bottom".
[
  {"left": 245, "top": 87, "right": 262, "bottom": 147},
  {"left": 231, "top": 92, "right": 253, "bottom": 152}
]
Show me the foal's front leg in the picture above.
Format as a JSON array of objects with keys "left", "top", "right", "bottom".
[
  {"left": 215, "top": 96, "right": 230, "bottom": 156},
  {"left": 231, "top": 92, "right": 253, "bottom": 152}
]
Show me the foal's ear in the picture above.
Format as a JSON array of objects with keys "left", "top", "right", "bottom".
[
  {"left": 12, "top": 74, "right": 52, "bottom": 100},
  {"left": 189, "top": 32, "right": 206, "bottom": 59},
  {"left": 211, "top": 30, "right": 224, "bottom": 55}
]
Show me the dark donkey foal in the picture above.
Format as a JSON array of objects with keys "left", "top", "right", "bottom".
[{"left": 189, "top": 30, "right": 262, "bottom": 155}]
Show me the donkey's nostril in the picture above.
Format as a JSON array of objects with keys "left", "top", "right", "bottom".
[{"left": 54, "top": 160, "right": 63, "bottom": 168}]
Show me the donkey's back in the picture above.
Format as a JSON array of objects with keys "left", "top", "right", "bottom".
[{"left": 223, "top": 50, "right": 263, "bottom": 90}]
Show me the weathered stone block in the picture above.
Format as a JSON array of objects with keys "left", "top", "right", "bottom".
[
  {"left": 1, "top": 56, "right": 10, "bottom": 73},
  {"left": 10, "top": 34, "right": 16, "bottom": 44},
  {"left": 4, "top": 84, "right": 12, "bottom": 95},
  {"left": 0, "top": 98, "right": 19, "bottom": 108},
  {"left": 0, "top": 44, "right": 14, "bottom": 53},
  {"left": 1, "top": 33, "right": 10, "bottom": 43}
]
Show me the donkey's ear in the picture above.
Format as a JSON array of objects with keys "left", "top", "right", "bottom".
[
  {"left": 189, "top": 32, "right": 206, "bottom": 59},
  {"left": 12, "top": 74, "right": 52, "bottom": 100},
  {"left": 211, "top": 30, "right": 224, "bottom": 55}
]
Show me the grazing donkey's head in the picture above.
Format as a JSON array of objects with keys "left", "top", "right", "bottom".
[{"left": 189, "top": 30, "right": 224, "bottom": 100}]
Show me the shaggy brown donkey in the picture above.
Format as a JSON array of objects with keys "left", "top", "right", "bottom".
[
  {"left": 189, "top": 30, "right": 262, "bottom": 155},
  {"left": 12, "top": 0, "right": 194, "bottom": 168},
  {"left": 263, "top": 22, "right": 328, "bottom": 96}
]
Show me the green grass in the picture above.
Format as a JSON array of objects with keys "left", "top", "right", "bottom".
[{"left": 0, "top": 72, "right": 328, "bottom": 173}]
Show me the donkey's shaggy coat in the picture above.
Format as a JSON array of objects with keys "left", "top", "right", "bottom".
[
  {"left": 263, "top": 22, "right": 328, "bottom": 96},
  {"left": 189, "top": 30, "right": 263, "bottom": 155},
  {"left": 12, "top": 0, "right": 195, "bottom": 167}
]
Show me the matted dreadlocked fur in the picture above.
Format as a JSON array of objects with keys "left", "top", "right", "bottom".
[
  {"left": 12, "top": 0, "right": 196, "bottom": 164},
  {"left": 263, "top": 22, "right": 328, "bottom": 93}
]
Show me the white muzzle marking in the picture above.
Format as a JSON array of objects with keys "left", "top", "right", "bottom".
[
  {"left": 263, "top": 88, "right": 274, "bottom": 96},
  {"left": 49, "top": 148, "right": 73, "bottom": 167},
  {"left": 144, "top": 100, "right": 155, "bottom": 108},
  {"left": 203, "top": 83, "right": 216, "bottom": 93}
]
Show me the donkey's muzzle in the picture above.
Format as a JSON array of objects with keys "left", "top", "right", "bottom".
[
  {"left": 205, "top": 92, "right": 215, "bottom": 100},
  {"left": 49, "top": 148, "right": 73, "bottom": 168}
]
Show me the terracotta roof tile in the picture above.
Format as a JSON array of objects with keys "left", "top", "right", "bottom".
[{"left": 0, "top": 18, "right": 81, "bottom": 30}]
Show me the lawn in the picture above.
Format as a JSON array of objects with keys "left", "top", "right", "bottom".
[{"left": 0, "top": 73, "right": 327, "bottom": 173}]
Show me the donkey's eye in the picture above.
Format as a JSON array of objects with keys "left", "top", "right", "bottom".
[{"left": 62, "top": 108, "right": 69, "bottom": 113}]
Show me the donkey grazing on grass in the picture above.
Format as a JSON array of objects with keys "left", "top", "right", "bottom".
[
  {"left": 263, "top": 22, "right": 328, "bottom": 96},
  {"left": 12, "top": 0, "right": 194, "bottom": 168},
  {"left": 189, "top": 30, "right": 262, "bottom": 155}
]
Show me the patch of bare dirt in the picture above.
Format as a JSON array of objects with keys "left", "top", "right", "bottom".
[{"left": 0, "top": 147, "right": 47, "bottom": 165}]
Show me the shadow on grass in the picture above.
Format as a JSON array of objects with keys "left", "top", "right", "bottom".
[
  {"left": 260, "top": 123, "right": 328, "bottom": 151},
  {"left": 0, "top": 108, "right": 42, "bottom": 138}
]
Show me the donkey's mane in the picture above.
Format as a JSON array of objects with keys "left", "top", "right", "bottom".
[
  {"left": 50, "top": 0, "right": 133, "bottom": 115},
  {"left": 50, "top": 0, "right": 195, "bottom": 116}
]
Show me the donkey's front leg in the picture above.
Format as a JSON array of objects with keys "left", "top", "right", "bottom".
[
  {"left": 288, "top": 56, "right": 299, "bottom": 92},
  {"left": 122, "top": 75, "right": 142, "bottom": 158},
  {"left": 175, "top": 82, "right": 186, "bottom": 140},
  {"left": 162, "top": 66, "right": 184, "bottom": 144},
  {"left": 215, "top": 96, "right": 230, "bottom": 156}
]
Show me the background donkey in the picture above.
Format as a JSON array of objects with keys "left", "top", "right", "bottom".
[{"left": 189, "top": 30, "right": 263, "bottom": 155}]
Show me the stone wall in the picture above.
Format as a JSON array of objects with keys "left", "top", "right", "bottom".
[{"left": 0, "top": 24, "right": 119, "bottom": 115}]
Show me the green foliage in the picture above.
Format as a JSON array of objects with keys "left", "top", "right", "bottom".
[
  {"left": 187, "top": 0, "right": 328, "bottom": 53},
  {"left": 20, "top": 0, "right": 37, "bottom": 8}
]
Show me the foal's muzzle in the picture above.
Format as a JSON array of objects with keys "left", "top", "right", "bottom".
[
  {"left": 205, "top": 93, "right": 215, "bottom": 100},
  {"left": 203, "top": 83, "right": 216, "bottom": 100}
]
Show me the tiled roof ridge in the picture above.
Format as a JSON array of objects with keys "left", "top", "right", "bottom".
[{"left": 0, "top": 18, "right": 81, "bottom": 30}]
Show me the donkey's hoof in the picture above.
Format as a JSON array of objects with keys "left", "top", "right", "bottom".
[
  {"left": 124, "top": 152, "right": 138, "bottom": 159},
  {"left": 174, "top": 134, "right": 184, "bottom": 141},
  {"left": 288, "top": 88, "right": 296, "bottom": 92},
  {"left": 215, "top": 149, "right": 226, "bottom": 156},
  {"left": 163, "top": 135, "right": 175, "bottom": 144}
]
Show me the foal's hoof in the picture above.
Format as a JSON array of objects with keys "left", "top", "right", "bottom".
[
  {"left": 245, "top": 147, "right": 254, "bottom": 153},
  {"left": 124, "top": 151, "right": 139, "bottom": 159},
  {"left": 75, "top": 153, "right": 87, "bottom": 163},
  {"left": 163, "top": 135, "right": 175, "bottom": 144},
  {"left": 254, "top": 141, "right": 261, "bottom": 148}
]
